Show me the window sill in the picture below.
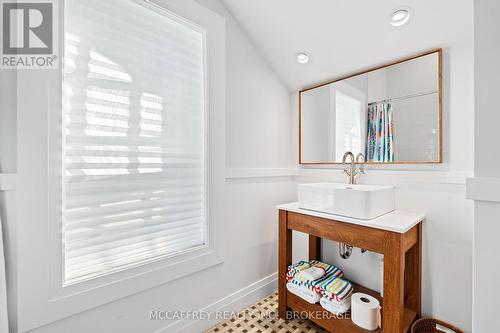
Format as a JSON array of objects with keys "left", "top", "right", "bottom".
[
  {"left": 22, "top": 248, "right": 223, "bottom": 332},
  {"left": 56, "top": 247, "right": 223, "bottom": 298}
]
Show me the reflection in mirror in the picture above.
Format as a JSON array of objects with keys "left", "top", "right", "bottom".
[{"left": 300, "top": 50, "right": 441, "bottom": 164}]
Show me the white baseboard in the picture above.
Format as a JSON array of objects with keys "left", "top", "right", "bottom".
[{"left": 155, "top": 272, "right": 278, "bottom": 333}]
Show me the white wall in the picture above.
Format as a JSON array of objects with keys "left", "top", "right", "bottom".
[
  {"left": 1, "top": 0, "right": 295, "bottom": 332},
  {"left": 223, "top": 4, "right": 292, "bottom": 169},
  {"left": 300, "top": 86, "right": 331, "bottom": 162},
  {"left": 291, "top": 44, "right": 474, "bottom": 331},
  {"left": 470, "top": 0, "right": 500, "bottom": 332},
  {"left": 0, "top": 68, "right": 18, "bottom": 333},
  {"left": 0, "top": 71, "right": 16, "bottom": 174}
]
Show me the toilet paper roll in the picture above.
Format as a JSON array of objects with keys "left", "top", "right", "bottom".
[{"left": 351, "top": 292, "right": 381, "bottom": 331}]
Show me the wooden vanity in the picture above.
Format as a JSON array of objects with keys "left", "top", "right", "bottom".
[{"left": 278, "top": 203, "right": 424, "bottom": 333}]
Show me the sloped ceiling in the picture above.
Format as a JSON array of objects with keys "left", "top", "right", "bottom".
[{"left": 221, "top": 0, "right": 473, "bottom": 91}]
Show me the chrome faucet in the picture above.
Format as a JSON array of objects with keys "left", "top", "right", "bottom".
[
  {"left": 342, "top": 151, "right": 365, "bottom": 184},
  {"left": 356, "top": 152, "right": 365, "bottom": 175},
  {"left": 339, "top": 151, "right": 366, "bottom": 259},
  {"left": 340, "top": 151, "right": 366, "bottom": 260}
]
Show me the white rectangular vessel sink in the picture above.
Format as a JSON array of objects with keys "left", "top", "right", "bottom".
[{"left": 298, "top": 183, "right": 395, "bottom": 220}]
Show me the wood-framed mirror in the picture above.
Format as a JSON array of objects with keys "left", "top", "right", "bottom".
[{"left": 299, "top": 49, "right": 442, "bottom": 165}]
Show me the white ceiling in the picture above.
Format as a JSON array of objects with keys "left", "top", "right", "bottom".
[{"left": 221, "top": 0, "right": 473, "bottom": 91}]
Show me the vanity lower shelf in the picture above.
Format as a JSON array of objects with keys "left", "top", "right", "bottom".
[
  {"left": 277, "top": 205, "right": 424, "bottom": 333},
  {"left": 286, "top": 283, "right": 417, "bottom": 333}
]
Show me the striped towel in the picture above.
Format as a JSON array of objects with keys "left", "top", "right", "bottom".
[
  {"left": 310, "top": 260, "right": 344, "bottom": 278},
  {"left": 296, "top": 266, "right": 326, "bottom": 282},
  {"left": 286, "top": 260, "right": 352, "bottom": 302},
  {"left": 289, "top": 272, "right": 336, "bottom": 293},
  {"left": 286, "top": 260, "right": 343, "bottom": 282},
  {"left": 321, "top": 292, "right": 351, "bottom": 305},
  {"left": 317, "top": 275, "right": 353, "bottom": 302},
  {"left": 286, "top": 261, "right": 311, "bottom": 281},
  {"left": 287, "top": 260, "right": 345, "bottom": 296}
]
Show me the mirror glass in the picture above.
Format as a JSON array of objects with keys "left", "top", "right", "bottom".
[{"left": 300, "top": 51, "right": 441, "bottom": 164}]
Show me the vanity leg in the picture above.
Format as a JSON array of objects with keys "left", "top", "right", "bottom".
[
  {"left": 278, "top": 210, "right": 292, "bottom": 319},
  {"left": 405, "top": 224, "right": 422, "bottom": 317},
  {"left": 383, "top": 232, "right": 405, "bottom": 333},
  {"left": 309, "top": 235, "right": 321, "bottom": 261}
]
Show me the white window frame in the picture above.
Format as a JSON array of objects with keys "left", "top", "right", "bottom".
[
  {"left": 331, "top": 81, "right": 367, "bottom": 161},
  {"left": 16, "top": 0, "right": 226, "bottom": 331}
]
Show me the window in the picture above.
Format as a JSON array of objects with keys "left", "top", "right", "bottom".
[
  {"left": 17, "top": 0, "right": 223, "bottom": 328},
  {"left": 63, "top": 0, "right": 207, "bottom": 285},
  {"left": 335, "top": 90, "right": 362, "bottom": 161},
  {"left": 330, "top": 81, "right": 367, "bottom": 161}
]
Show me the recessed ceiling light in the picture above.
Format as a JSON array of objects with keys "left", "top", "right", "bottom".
[
  {"left": 390, "top": 9, "right": 411, "bottom": 27},
  {"left": 296, "top": 53, "right": 309, "bottom": 64}
]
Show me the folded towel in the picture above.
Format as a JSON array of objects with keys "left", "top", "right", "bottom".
[
  {"left": 320, "top": 296, "right": 351, "bottom": 315},
  {"left": 317, "top": 275, "right": 353, "bottom": 302},
  {"left": 320, "top": 293, "right": 352, "bottom": 306},
  {"left": 287, "top": 260, "right": 347, "bottom": 301},
  {"left": 310, "top": 260, "right": 344, "bottom": 279},
  {"left": 289, "top": 273, "right": 337, "bottom": 295},
  {"left": 287, "top": 260, "right": 344, "bottom": 282},
  {"left": 286, "top": 261, "right": 311, "bottom": 281},
  {"left": 286, "top": 283, "right": 321, "bottom": 304},
  {"left": 296, "top": 266, "right": 326, "bottom": 282}
]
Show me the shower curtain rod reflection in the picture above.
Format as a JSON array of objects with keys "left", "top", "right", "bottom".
[{"left": 368, "top": 90, "right": 438, "bottom": 105}]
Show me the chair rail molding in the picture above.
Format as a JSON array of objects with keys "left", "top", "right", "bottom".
[
  {"left": 0, "top": 174, "right": 17, "bottom": 191},
  {"left": 225, "top": 168, "right": 298, "bottom": 179},
  {"left": 466, "top": 177, "right": 500, "bottom": 202},
  {"left": 224, "top": 168, "right": 472, "bottom": 184},
  {"left": 298, "top": 169, "right": 472, "bottom": 185}
]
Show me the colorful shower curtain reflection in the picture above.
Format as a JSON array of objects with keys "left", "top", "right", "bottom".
[{"left": 365, "top": 102, "right": 395, "bottom": 162}]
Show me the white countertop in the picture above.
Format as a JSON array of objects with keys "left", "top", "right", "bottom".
[{"left": 277, "top": 202, "right": 425, "bottom": 233}]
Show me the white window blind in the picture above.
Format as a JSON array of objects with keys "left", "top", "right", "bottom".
[{"left": 63, "top": 0, "right": 207, "bottom": 285}]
